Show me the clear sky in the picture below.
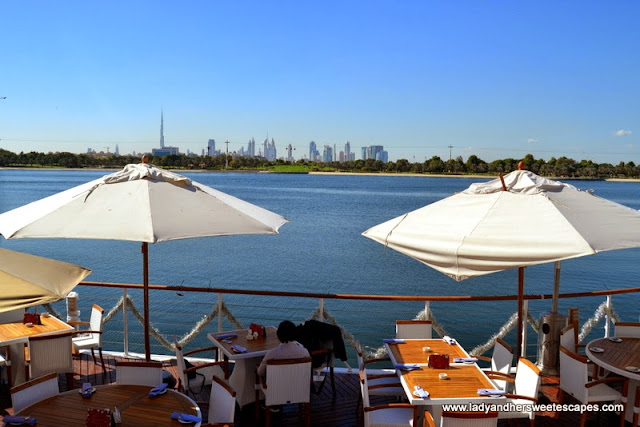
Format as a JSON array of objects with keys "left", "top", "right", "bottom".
[{"left": 1, "top": 1, "right": 638, "bottom": 164}]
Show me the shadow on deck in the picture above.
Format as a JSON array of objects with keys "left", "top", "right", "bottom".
[{"left": 0, "top": 353, "right": 627, "bottom": 426}]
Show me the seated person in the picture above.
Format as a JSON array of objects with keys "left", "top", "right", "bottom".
[{"left": 257, "top": 320, "right": 310, "bottom": 377}]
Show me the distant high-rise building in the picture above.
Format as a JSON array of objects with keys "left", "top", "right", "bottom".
[
  {"left": 361, "top": 147, "right": 367, "bottom": 160},
  {"left": 262, "top": 137, "right": 277, "bottom": 161},
  {"left": 152, "top": 111, "right": 180, "bottom": 156},
  {"left": 322, "top": 145, "right": 334, "bottom": 162},
  {"left": 115, "top": 144, "right": 120, "bottom": 156},
  {"left": 248, "top": 138, "right": 256, "bottom": 157},
  {"left": 207, "top": 139, "right": 216, "bottom": 156},
  {"left": 362, "top": 145, "right": 387, "bottom": 162},
  {"left": 286, "top": 144, "right": 294, "bottom": 162},
  {"left": 309, "top": 141, "right": 320, "bottom": 161}
]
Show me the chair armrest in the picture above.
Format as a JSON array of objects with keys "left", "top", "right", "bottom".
[
  {"left": 184, "top": 360, "right": 230, "bottom": 379},
  {"left": 367, "top": 372, "right": 398, "bottom": 380},
  {"left": 67, "top": 321, "right": 90, "bottom": 326},
  {"left": 504, "top": 394, "right": 538, "bottom": 403},
  {"left": 469, "top": 354, "right": 491, "bottom": 362},
  {"left": 183, "top": 346, "right": 218, "bottom": 357},
  {"left": 72, "top": 330, "right": 102, "bottom": 336},
  {"left": 363, "top": 357, "right": 392, "bottom": 365},
  {"left": 486, "top": 372, "right": 515, "bottom": 382},
  {"left": 586, "top": 376, "right": 627, "bottom": 388},
  {"left": 423, "top": 411, "right": 436, "bottom": 427},
  {"left": 368, "top": 382, "right": 402, "bottom": 391},
  {"left": 364, "top": 403, "right": 414, "bottom": 412}
]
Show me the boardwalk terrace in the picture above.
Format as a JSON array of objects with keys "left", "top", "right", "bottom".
[{"left": 0, "top": 353, "right": 625, "bottom": 426}]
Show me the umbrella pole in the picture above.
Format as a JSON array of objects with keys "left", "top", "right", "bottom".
[
  {"left": 517, "top": 267, "right": 524, "bottom": 361},
  {"left": 142, "top": 242, "right": 151, "bottom": 361},
  {"left": 552, "top": 261, "right": 561, "bottom": 313}
]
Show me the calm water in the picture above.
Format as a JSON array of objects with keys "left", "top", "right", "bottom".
[{"left": 1, "top": 169, "right": 639, "bottom": 355}]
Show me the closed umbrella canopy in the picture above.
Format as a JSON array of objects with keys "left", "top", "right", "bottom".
[
  {"left": 363, "top": 169, "right": 640, "bottom": 357},
  {"left": 0, "top": 248, "right": 92, "bottom": 312},
  {"left": 0, "top": 161, "right": 288, "bottom": 359}
]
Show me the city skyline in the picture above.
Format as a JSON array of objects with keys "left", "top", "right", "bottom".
[{"left": 1, "top": 2, "right": 639, "bottom": 164}]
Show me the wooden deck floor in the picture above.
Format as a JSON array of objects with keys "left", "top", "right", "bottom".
[{"left": 0, "top": 353, "right": 628, "bottom": 426}]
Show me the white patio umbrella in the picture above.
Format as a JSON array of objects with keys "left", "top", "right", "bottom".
[
  {"left": 0, "top": 160, "right": 288, "bottom": 359},
  {"left": 0, "top": 247, "right": 92, "bottom": 312},
  {"left": 363, "top": 169, "right": 640, "bottom": 358}
]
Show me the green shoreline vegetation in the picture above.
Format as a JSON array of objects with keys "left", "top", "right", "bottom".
[{"left": 1, "top": 148, "right": 639, "bottom": 179}]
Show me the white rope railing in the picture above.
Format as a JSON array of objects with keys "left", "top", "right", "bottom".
[{"left": 52, "top": 292, "right": 628, "bottom": 359}]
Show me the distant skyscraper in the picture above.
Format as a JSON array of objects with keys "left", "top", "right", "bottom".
[
  {"left": 309, "top": 141, "right": 320, "bottom": 161},
  {"left": 152, "top": 111, "right": 180, "bottom": 156},
  {"left": 361, "top": 147, "right": 367, "bottom": 160},
  {"left": 322, "top": 145, "right": 334, "bottom": 162},
  {"left": 248, "top": 138, "right": 256, "bottom": 157},
  {"left": 207, "top": 139, "right": 216, "bottom": 156},
  {"left": 115, "top": 144, "right": 119, "bottom": 156},
  {"left": 286, "top": 144, "right": 294, "bottom": 161},
  {"left": 262, "top": 137, "right": 277, "bottom": 161}
]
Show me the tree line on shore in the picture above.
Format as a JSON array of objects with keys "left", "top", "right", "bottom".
[{"left": 1, "top": 148, "right": 639, "bottom": 179}]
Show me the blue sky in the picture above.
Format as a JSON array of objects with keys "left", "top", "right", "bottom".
[{"left": 1, "top": 1, "right": 638, "bottom": 163}]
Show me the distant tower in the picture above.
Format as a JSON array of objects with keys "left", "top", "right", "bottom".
[
  {"left": 207, "top": 139, "right": 216, "bottom": 156},
  {"left": 115, "top": 144, "right": 120, "bottom": 156},
  {"left": 160, "top": 110, "right": 165, "bottom": 149}
]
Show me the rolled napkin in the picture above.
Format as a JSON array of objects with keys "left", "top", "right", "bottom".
[
  {"left": 215, "top": 333, "right": 238, "bottom": 340},
  {"left": 2, "top": 416, "right": 37, "bottom": 425},
  {"left": 453, "top": 357, "right": 478, "bottom": 363},
  {"left": 413, "top": 385, "right": 430, "bottom": 399},
  {"left": 82, "top": 382, "right": 94, "bottom": 397},
  {"left": 231, "top": 344, "right": 248, "bottom": 353},
  {"left": 382, "top": 338, "right": 406, "bottom": 344},
  {"left": 443, "top": 336, "right": 456, "bottom": 345},
  {"left": 394, "top": 363, "right": 421, "bottom": 371},
  {"left": 148, "top": 382, "right": 168, "bottom": 397},
  {"left": 477, "top": 388, "right": 507, "bottom": 396},
  {"left": 170, "top": 412, "right": 202, "bottom": 423}
]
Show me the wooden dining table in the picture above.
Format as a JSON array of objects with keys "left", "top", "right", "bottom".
[
  {"left": 208, "top": 327, "right": 279, "bottom": 408},
  {"left": 5, "top": 384, "right": 201, "bottom": 426},
  {"left": 586, "top": 336, "right": 640, "bottom": 423},
  {"left": 0, "top": 315, "right": 74, "bottom": 386},
  {"left": 384, "top": 339, "right": 505, "bottom": 423}
]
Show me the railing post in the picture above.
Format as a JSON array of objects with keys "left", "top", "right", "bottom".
[
  {"left": 604, "top": 295, "right": 612, "bottom": 338},
  {"left": 122, "top": 288, "right": 129, "bottom": 356},
  {"left": 319, "top": 298, "right": 324, "bottom": 322},
  {"left": 424, "top": 301, "right": 430, "bottom": 320},
  {"left": 521, "top": 300, "right": 529, "bottom": 358},
  {"left": 218, "top": 293, "right": 223, "bottom": 332}
]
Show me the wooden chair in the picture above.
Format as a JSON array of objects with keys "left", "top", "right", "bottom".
[
  {"left": 471, "top": 338, "right": 514, "bottom": 390},
  {"left": 353, "top": 340, "right": 405, "bottom": 419},
  {"left": 395, "top": 320, "right": 432, "bottom": 339},
  {"left": 633, "top": 385, "right": 640, "bottom": 427},
  {"left": 27, "top": 331, "right": 74, "bottom": 389},
  {"left": 359, "top": 369, "right": 418, "bottom": 427},
  {"left": 10, "top": 372, "right": 59, "bottom": 414},
  {"left": 174, "top": 339, "right": 228, "bottom": 397},
  {"left": 424, "top": 410, "right": 499, "bottom": 426},
  {"left": 116, "top": 361, "right": 164, "bottom": 386},
  {"left": 208, "top": 376, "right": 236, "bottom": 426},
  {"left": 70, "top": 304, "right": 105, "bottom": 369},
  {"left": 559, "top": 345, "right": 628, "bottom": 427},
  {"left": 256, "top": 357, "right": 312, "bottom": 427},
  {"left": 614, "top": 322, "right": 640, "bottom": 338},
  {"left": 560, "top": 323, "right": 599, "bottom": 378},
  {"left": 487, "top": 358, "right": 541, "bottom": 427}
]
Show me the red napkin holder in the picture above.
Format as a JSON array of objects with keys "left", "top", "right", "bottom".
[
  {"left": 23, "top": 313, "right": 42, "bottom": 325},
  {"left": 428, "top": 354, "right": 450, "bottom": 369},
  {"left": 249, "top": 322, "right": 266, "bottom": 338},
  {"left": 86, "top": 408, "right": 112, "bottom": 427}
]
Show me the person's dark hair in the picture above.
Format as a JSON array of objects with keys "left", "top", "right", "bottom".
[{"left": 276, "top": 320, "right": 296, "bottom": 343}]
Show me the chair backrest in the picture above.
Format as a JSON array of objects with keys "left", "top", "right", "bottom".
[
  {"left": 354, "top": 340, "right": 364, "bottom": 369},
  {"left": 441, "top": 411, "right": 499, "bottom": 427},
  {"left": 559, "top": 345, "right": 589, "bottom": 403},
  {"left": 11, "top": 372, "right": 59, "bottom": 414},
  {"left": 513, "top": 358, "right": 541, "bottom": 401},
  {"left": 0, "top": 307, "right": 25, "bottom": 324},
  {"left": 264, "top": 357, "right": 312, "bottom": 406},
  {"left": 208, "top": 376, "right": 236, "bottom": 424},
  {"left": 560, "top": 323, "right": 578, "bottom": 353},
  {"left": 28, "top": 331, "right": 74, "bottom": 379},
  {"left": 173, "top": 339, "right": 189, "bottom": 392},
  {"left": 116, "top": 361, "right": 163, "bottom": 386},
  {"left": 614, "top": 322, "right": 640, "bottom": 338},
  {"left": 490, "top": 338, "right": 514, "bottom": 390},
  {"left": 395, "top": 320, "right": 432, "bottom": 339},
  {"left": 88, "top": 304, "right": 104, "bottom": 344}
]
